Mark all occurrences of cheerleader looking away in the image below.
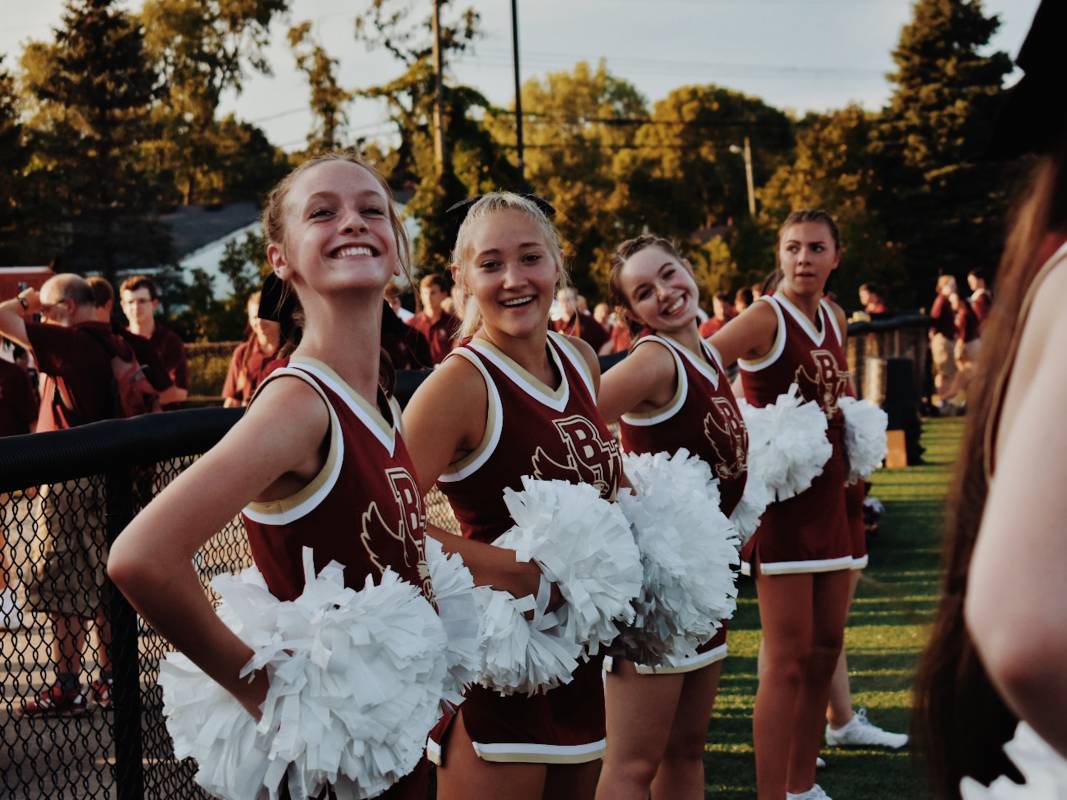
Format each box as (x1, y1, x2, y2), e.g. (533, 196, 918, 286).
(709, 210, 852, 800)
(107, 154, 433, 798)
(595, 235, 748, 800)
(403, 192, 620, 800)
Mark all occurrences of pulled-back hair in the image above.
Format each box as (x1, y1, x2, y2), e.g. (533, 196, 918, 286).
(261, 152, 411, 394)
(451, 192, 566, 339)
(775, 209, 841, 269)
(261, 151, 411, 285)
(607, 233, 687, 313)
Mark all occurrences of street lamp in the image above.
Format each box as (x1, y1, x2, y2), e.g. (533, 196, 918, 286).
(729, 136, 756, 218)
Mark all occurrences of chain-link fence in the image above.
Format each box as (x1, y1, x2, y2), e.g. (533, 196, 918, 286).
(0, 404, 466, 800)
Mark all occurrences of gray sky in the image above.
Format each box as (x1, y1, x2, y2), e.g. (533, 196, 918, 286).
(0, 0, 1042, 152)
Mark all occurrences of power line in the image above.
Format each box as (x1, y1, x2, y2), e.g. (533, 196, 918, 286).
(455, 49, 885, 82)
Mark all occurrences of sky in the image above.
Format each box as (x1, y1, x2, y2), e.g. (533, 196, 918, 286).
(0, 0, 1043, 152)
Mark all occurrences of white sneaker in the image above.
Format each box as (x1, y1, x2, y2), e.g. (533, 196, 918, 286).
(0, 587, 24, 630)
(787, 784, 831, 800)
(825, 707, 908, 749)
(815, 756, 827, 769)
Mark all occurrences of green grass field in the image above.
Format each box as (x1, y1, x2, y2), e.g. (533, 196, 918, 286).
(704, 417, 963, 798)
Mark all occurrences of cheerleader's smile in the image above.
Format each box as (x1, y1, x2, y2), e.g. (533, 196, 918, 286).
(619, 244, 700, 333)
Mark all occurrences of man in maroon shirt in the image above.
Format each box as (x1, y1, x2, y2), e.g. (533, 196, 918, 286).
(0, 347, 37, 630)
(88, 276, 181, 405)
(120, 275, 188, 407)
(929, 274, 960, 407)
(553, 286, 608, 352)
(0, 275, 127, 715)
(942, 291, 982, 404)
(408, 274, 460, 365)
(223, 291, 283, 407)
(700, 292, 737, 338)
(858, 283, 889, 315)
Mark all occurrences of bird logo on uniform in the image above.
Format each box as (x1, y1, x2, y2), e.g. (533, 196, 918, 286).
(532, 414, 621, 500)
(360, 467, 434, 601)
(704, 397, 748, 480)
(795, 350, 850, 418)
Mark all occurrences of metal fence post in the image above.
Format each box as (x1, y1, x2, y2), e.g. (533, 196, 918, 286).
(106, 468, 144, 800)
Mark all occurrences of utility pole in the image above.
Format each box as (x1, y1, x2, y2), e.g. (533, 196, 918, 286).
(510, 0, 524, 181)
(431, 0, 446, 175)
(742, 136, 756, 217)
(730, 136, 756, 217)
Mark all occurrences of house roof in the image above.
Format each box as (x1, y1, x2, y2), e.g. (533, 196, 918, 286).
(160, 202, 261, 259)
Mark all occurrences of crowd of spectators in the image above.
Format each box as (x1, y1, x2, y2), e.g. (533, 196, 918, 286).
(0, 273, 188, 715)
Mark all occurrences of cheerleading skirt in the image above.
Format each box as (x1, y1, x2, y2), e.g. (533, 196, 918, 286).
(427, 655, 606, 765)
(740, 426, 852, 576)
(603, 622, 728, 675)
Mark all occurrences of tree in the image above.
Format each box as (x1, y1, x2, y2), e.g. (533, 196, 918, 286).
(354, 0, 520, 273)
(139, 0, 287, 204)
(871, 0, 1013, 306)
(636, 85, 794, 229)
(0, 57, 31, 265)
(489, 60, 652, 297)
(760, 106, 893, 311)
(289, 21, 352, 153)
(176, 230, 267, 340)
(20, 0, 172, 279)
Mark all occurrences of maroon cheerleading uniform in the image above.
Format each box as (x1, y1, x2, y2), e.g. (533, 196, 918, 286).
(428, 331, 621, 766)
(612, 334, 748, 673)
(738, 295, 852, 575)
(240, 356, 431, 800)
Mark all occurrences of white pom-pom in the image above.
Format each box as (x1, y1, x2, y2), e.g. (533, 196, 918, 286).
(475, 575, 584, 696)
(424, 537, 485, 704)
(159, 654, 272, 799)
(961, 723, 1067, 799)
(616, 450, 740, 665)
(159, 549, 449, 800)
(495, 478, 643, 658)
(740, 384, 832, 502)
(729, 471, 772, 545)
(839, 396, 888, 484)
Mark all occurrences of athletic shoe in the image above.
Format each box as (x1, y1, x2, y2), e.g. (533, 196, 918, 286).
(787, 784, 831, 800)
(19, 683, 88, 717)
(825, 707, 908, 749)
(816, 756, 827, 769)
(90, 678, 113, 710)
(0, 588, 23, 630)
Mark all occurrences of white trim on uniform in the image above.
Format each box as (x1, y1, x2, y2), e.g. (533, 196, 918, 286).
(738, 296, 787, 372)
(756, 555, 854, 576)
(289, 356, 397, 456)
(821, 298, 844, 345)
(429, 734, 605, 766)
(468, 337, 572, 413)
(775, 292, 825, 346)
(470, 738, 606, 764)
(426, 738, 442, 766)
(850, 554, 869, 571)
(704, 340, 727, 373)
(242, 367, 345, 524)
(603, 642, 728, 675)
(550, 330, 597, 401)
(438, 349, 504, 483)
(389, 395, 405, 437)
(620, 336, 688, 427)
(649, 334, 721, 389)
